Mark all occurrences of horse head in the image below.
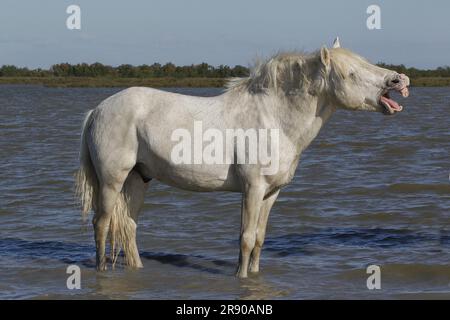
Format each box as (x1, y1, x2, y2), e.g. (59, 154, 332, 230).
(321, 38, 410, 115)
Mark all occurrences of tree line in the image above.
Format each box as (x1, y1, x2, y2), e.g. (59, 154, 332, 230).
(0, 62, 249, 78)
(376, 63, 450, 79)
(0, 62, 449, 79)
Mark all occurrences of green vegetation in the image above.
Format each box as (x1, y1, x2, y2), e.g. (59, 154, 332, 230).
(376, 63, 450, 87)
(0, 62, 449, 87)
(0, 76, 226, 88)
(409, 77, 450, 87)
(0, 62, 248, 78)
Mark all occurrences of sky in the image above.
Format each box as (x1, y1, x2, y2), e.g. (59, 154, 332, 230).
(0, 0, 449, 69)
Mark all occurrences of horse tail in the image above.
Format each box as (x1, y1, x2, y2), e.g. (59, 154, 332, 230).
(75, 109, 98, 221)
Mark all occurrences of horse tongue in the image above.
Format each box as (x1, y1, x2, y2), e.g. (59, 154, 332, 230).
(400, 87, 409, 97)
(380, 95, 403, 111)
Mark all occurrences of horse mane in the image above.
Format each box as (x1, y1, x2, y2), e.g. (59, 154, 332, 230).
(226, 48, 364, 95)
(226, 51, 322, 95)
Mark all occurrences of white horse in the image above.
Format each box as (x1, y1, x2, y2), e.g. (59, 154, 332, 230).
(75, 38, 410, 278)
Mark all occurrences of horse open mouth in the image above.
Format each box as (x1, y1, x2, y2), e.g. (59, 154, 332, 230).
(380, 86, 409, 115)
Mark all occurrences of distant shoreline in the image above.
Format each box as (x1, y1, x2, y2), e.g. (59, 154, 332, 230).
(0, 77, 226, 88)
(0, 76, 450, 88)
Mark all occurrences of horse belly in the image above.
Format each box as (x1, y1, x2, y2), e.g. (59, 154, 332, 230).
(139, 155, 241, 192)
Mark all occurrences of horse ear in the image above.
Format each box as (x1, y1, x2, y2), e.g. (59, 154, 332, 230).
(332, 37, 341, 48)
(320, 47, 331, 67)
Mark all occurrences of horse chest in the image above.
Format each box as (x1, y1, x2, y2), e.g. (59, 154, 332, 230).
(265, 153, 300, 189)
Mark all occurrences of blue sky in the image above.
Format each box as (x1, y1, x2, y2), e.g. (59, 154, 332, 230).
(0, 0, 449, 68)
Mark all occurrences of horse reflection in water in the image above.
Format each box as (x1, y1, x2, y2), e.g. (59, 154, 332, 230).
(75, 38, 410, 278)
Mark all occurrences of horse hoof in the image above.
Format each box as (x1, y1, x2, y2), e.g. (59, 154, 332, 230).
(236, 269, 248, 279)
(96, 263, 107, 272)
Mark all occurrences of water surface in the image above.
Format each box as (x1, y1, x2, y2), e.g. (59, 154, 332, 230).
(0, 85, 449, 299)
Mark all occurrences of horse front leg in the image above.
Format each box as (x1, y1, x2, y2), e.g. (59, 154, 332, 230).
(250, 190, 280, 273)
(236, 184, 265, 278)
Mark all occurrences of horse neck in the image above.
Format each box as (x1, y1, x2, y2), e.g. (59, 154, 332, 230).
(276, 91, 336, 154)
(222, 85, 335, 154)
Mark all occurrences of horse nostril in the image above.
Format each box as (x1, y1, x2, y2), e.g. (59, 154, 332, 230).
(387, 78, 400, 87)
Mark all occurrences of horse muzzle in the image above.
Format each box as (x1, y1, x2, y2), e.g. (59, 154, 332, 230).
(380, 73, 410, 115)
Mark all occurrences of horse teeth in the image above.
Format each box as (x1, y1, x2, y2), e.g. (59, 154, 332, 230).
(400, 87, 409, 97)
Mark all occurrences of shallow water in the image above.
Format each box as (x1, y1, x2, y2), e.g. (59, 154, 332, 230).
(0, 85, 449, 299)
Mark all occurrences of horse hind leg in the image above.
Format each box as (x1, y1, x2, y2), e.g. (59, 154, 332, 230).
(109, 169, 149, 269)
(93, 182, 124, 271)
